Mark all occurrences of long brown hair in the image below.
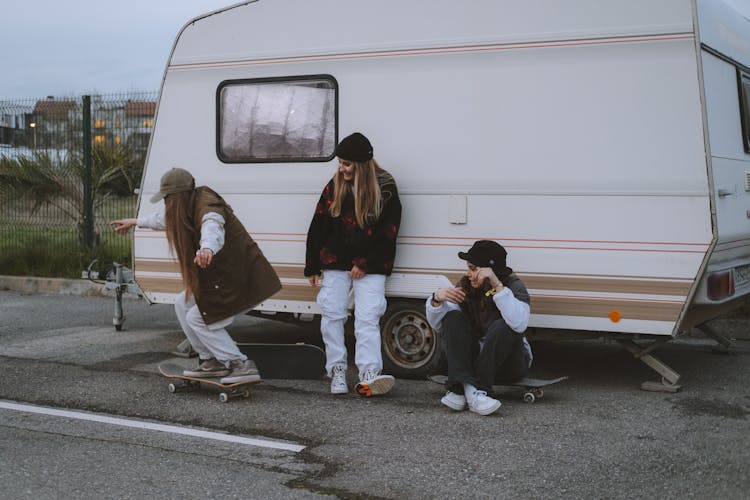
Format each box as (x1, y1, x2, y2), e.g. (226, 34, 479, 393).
(164, 190, 199, 300)
(329, 159, 393, 228)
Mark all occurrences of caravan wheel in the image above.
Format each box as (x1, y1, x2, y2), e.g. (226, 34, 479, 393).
(381, 299, 445, 378)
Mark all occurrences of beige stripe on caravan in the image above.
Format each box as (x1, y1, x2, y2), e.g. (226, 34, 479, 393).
(135, 280, 682, 322)
(134, 260, 692, 297)
(390, 270, 691, 296)
(533, 296, 682, 322)
(136, 276, 320, 301)
(136, 276, 680, 321)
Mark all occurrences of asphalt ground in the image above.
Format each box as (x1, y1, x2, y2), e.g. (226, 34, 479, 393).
(1, 281, 749, 499)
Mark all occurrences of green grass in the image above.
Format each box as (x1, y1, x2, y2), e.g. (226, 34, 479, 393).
(0, 195, 135, 278)
(0, 227, 132, 278)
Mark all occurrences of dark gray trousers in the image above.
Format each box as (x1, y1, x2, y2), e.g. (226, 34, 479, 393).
(442, 310, 528, 394)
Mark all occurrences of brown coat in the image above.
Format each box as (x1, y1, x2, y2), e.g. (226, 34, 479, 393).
(191, 187, 281, 324)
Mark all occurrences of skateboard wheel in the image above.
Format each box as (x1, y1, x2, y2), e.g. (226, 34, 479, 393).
(523, 392, 536, 404)
(167, 383, 177, 394)
(533, 388, 544, 399)
(219, 393, 229, 403)
(242, 389, 251, 398)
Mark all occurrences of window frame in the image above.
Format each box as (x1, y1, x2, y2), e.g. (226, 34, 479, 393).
(215, 74, 339, 164)
(738, 68, 750, 154)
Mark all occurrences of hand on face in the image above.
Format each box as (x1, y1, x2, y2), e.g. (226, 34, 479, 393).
(468, 265, 501, 289)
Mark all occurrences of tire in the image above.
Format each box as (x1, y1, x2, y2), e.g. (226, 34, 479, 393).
(380, 299, 446, 379)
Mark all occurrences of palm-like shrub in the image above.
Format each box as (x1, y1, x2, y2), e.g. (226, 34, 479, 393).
(0, 145, 140, 246)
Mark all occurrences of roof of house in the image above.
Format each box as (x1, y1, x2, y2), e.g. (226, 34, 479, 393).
(125, 101, 156, 117)
(33, 99, 76, 120)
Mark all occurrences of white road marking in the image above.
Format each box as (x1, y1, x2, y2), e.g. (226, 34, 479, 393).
(0, 400, 305, 452)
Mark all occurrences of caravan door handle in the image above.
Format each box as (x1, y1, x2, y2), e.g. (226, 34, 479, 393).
(717, 187, 735, 198)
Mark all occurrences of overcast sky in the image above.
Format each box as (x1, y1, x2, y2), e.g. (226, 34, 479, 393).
(0, 0, 237, 100)
(1, 0, 749, 101)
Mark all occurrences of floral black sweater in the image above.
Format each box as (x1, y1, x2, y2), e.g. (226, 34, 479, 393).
(304, 173, 401, 277)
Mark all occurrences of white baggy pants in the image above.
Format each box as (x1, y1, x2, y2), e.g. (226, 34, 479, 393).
(173, 290, 247, 365)
(317, 270, 387, 380)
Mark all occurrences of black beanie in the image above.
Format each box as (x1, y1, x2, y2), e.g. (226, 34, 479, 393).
(335, 132, 373, 162)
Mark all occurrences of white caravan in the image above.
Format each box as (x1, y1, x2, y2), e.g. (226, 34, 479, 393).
(133, 0, 750, 385)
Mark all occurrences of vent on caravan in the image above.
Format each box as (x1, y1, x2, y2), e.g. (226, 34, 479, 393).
(745, 171, 750, 191)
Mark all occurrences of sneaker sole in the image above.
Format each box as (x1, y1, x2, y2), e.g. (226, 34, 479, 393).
(469, 400, 502, 416)
(330, 386, 349, 395)
(440, 396, 467, 411)
(182, 370, 230, 378)
(355, 376, 395, 397)
(220, 374, 262, 384)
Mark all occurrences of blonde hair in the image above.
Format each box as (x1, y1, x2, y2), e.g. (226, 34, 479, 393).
(164, 190, 199, 300)
(330, 159, 391, 229)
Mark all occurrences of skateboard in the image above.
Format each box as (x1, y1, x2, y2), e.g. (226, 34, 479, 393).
(427, 374, 568, 404)
(237, 342, 326, 380)
(158, 362, 261, 403)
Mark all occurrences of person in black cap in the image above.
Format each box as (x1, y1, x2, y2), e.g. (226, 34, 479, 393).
(305, 132, 402, 397)
(425, 240, 532, 415)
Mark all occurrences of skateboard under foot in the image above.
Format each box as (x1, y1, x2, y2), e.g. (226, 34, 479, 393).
(159, 362, 261, 403)
(428, 374, 568, 404)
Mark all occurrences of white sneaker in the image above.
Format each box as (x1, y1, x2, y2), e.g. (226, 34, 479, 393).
(467, 391, 502, 416)
(330, 365, 348, 394)
(440, 391, 467, 411)
(355, 369, 395, 397)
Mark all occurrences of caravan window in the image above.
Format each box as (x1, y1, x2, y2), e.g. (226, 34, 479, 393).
(217, 76, 337, 162)
(739, 69, 750, 154)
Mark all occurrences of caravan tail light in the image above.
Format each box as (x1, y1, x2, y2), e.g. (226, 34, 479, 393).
(707, 270, 735, 301)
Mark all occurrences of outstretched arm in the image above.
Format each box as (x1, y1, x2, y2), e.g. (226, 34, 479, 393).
(111, 218, 137, 234)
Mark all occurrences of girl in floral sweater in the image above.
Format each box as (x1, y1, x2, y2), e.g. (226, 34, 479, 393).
(305, 132, 401, 396)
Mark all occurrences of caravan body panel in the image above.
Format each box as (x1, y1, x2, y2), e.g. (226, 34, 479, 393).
(135, 0, 750, 337)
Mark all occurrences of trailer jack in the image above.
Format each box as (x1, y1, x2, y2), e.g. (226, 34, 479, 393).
(615, 338, 682, 393)
(85, 260, 142, 331)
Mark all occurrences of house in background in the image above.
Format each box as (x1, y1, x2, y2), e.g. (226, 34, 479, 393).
(0, 94, 156, 156)
(0, 102, 33, 147)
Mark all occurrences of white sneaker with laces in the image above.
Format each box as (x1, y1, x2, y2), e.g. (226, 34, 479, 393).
(440, 391, 467, 411)
(330, 365, 348, 394)
(467, 390, 502, 416)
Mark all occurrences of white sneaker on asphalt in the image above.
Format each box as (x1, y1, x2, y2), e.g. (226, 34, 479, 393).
(440, 391, 467, 411)
(355, 369, 395, 397)
(467, 391, 502, 416)
(330, 365, 348, 394)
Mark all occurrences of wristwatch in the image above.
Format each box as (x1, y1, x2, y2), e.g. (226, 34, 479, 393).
(431, 292, 442, 305)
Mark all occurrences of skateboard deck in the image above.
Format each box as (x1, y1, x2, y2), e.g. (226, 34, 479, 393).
(428, 374, 568, 404)
(159, 362, 261, 403)
(237, 342, 326, 380)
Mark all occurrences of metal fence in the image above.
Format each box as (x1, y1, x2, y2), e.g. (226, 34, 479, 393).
(0, 92, 157, 278)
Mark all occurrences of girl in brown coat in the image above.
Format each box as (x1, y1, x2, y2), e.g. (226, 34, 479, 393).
(113, 168, 281, 383)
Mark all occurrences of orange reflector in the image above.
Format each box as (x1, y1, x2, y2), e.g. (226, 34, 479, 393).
(707, 271, 735, 301)
(609, 310, 622, 323)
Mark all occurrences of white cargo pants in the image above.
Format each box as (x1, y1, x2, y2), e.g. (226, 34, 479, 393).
(317, 270, 387, 380)
(173, 290, 247, 365)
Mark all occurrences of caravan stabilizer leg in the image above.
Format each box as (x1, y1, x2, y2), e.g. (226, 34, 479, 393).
(615, 338, 682, 393)
(696, 323, 734, 351)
